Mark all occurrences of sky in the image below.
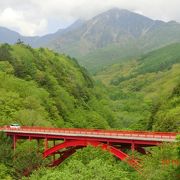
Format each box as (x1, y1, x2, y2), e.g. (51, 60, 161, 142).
(0, 0, 180, 36)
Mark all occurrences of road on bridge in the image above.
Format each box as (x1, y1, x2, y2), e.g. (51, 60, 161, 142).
(0, 126, 178, 142)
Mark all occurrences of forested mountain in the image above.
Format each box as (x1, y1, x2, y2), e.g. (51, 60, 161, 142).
(1, 9, 180, 72)
(0, 43, 114, 129)
(0, 43, 179, 179)
(96, 43, 180, 132)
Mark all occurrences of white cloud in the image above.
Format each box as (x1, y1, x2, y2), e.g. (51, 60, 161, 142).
(0, 0, 180, 36)
(0, 7, 48, 36)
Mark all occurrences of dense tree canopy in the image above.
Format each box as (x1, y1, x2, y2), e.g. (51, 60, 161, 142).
(96, 43, 180, 132)
(0, 43, 113, 129)
(0, 43, 179, 179)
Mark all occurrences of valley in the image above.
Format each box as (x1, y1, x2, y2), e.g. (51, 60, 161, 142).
(96, 43, 180, 132)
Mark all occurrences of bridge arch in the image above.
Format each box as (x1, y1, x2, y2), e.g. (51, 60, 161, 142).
(43, 140, 140, 171)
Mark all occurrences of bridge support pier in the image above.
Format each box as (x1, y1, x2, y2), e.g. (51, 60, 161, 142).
(37, 139, 40, 152)
(13, 135, 17, 152)
(44, 137, 48, 151)
(29, 136, 32, 141)
(53, 140, 56, 162)
(131, 142, 135, 152)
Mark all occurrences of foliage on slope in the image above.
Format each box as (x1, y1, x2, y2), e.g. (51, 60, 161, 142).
(0, 43, 179, 179)
(0, 43, 113, 128)
(96, 43, 180, 132)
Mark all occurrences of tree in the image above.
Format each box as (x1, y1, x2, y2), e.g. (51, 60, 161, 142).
(13, 141, 44, 178)
(16, 38, 24, 45)
(0, 163, 12, 180)
(139, 143, 179, 180)
(0, 43, 12, 61)
(0, 132, 13, 166)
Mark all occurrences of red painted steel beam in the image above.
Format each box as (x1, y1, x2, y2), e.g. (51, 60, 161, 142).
(51, 147, 84, 166)
(43, 140, 141, 171)
(2, 126, 178, 139)
(13, 135, 17, 151)
(5, 132, 163, 146)
(1, 126, 178, 153)
(2, 126, 177, 136)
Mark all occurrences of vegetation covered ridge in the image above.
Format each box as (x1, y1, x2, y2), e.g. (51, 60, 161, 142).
(96, 43, 180, 132)
(0, 43, 113, 129)
(0, 42, 179, 179)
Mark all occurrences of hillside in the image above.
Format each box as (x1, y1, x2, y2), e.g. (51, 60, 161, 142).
(0, 43, 179, 179)
(96, 43, 180, 132)
(0, 42, 179, 131)
(0, 43, 114, 129)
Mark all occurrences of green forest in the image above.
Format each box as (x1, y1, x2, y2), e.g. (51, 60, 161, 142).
(0, 42, 179, 179)
(96, 43, 180, 132)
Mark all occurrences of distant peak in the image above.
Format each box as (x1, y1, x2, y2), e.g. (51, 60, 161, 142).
(104, 8, 131, 15)
(93, 8, 154, 23)
(167, 20, 178, 25)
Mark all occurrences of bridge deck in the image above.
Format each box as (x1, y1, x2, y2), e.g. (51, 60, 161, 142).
(0, 126, 178, 143)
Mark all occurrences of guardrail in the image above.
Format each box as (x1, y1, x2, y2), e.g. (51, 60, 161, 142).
(1, 126, 179, 140)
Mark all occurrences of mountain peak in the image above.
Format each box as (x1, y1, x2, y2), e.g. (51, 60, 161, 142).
(97, 8, 153, 22)
(86, 8, 154, 39)
(1, 8, 180, 73)
(105, 8, 132, 14)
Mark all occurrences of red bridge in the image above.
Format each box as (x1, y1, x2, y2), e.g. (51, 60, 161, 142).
(0, 126, 179, 172)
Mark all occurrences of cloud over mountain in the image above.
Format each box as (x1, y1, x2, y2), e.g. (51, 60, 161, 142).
(0, 0, 180, 36)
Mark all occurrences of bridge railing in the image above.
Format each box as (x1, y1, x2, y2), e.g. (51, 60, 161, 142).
(1, 126, 179, 140)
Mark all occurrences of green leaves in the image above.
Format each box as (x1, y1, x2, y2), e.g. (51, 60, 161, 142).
(139, 143, 179, 180)
(0, 44, 113, 128)
(0, 43, 12, 61)
(0, 164, 12, 180)
(0, 132, 13, 166)
(95, 44, 180, 132)
(14, 141, 44, 178)
(0, 61, 14, 74)
(29, 147, 131, 180)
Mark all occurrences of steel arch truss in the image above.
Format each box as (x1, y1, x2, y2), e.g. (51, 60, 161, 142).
(43, 140, 141, 171)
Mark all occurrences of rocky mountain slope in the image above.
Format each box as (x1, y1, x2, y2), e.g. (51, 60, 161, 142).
(46, 8, 180, 72)
(1, 8, 180, 72)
